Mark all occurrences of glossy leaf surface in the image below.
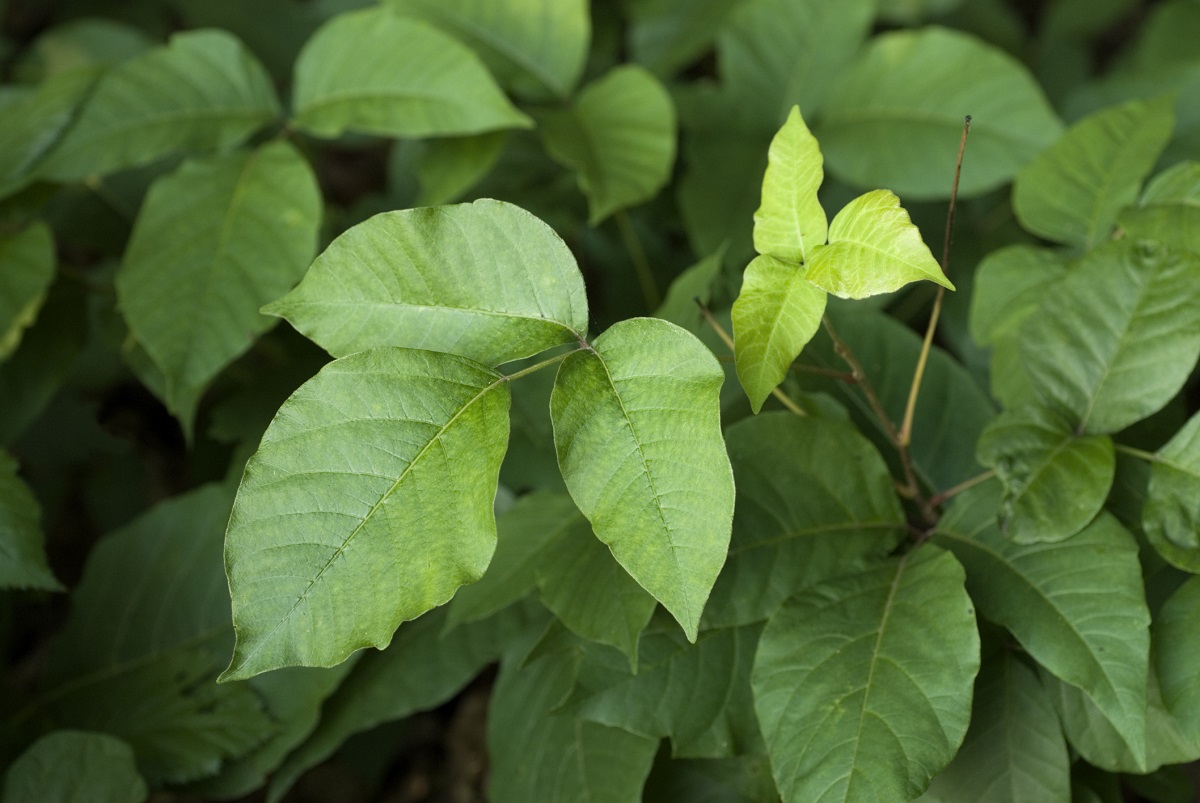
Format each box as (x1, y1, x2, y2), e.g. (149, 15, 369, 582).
(267, 199, 588, 366)
(223, 348, 510, 680)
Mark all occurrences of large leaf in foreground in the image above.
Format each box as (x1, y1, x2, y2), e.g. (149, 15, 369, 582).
(266, 199, 588, 366)
(0, 222, 55, 360)
(551, 318, 734, 640)
(0, 449, 61, 590)
(537, 65, 676, 224)
(117, 141, 320, 432)
(705, 413, 905, 628)
(1013, 96, 1174, 249)
(752, 105, 826, 264)
(292, 7, 529, 139)
(2, 731, 146, 803)
(731, 254, 826, 413)
(751, 546, 979, 803)
(38, 30, 279, 181)
(223, 348, 510, 681)
(933, 488, 1150, 761)
(1021, 240, 1200, 434)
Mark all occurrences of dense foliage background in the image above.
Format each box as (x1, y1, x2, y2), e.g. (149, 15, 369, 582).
(2, 0, 1200, 800)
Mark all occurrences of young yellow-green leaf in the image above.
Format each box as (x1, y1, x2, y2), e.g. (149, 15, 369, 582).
(3, 732, 146, 803)
(1157, 577, 1200, 747)
(537, 65, 676, 224)
(1119, 161, 1200, 257)
(37, 30, 280, 181)
(976, 404, 1115, 544)
(819, 28, 1062, 199)
(804, 189, 952, 299)
(918, 653, 1069, 803)
(222, 348, 511, 681)
(751, 546, 980, 803)
(731, 254, 826, 413)
(267, 200, 588, 366)
(1013, 96, 1175, 250)
(934, 489, 1150, 762)
(752, 105, 827, 264)
(1021, 240, 1200, 434)
(704, 413, 906, 628)
(969, 245, 1069, 345)
(0, 449, 61, 591)
(292, 8, 530, 139)
(550, 318, 734, 641)
(1144, 411, 1200, 550)
(116, 141, 321, 433)
(0, 222, 55, 360)
(0, 67, 98, 199)
(386, 0, 589, 101)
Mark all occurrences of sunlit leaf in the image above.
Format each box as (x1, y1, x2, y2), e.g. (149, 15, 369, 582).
(222, 348, 510, 681)
(551, 318, 734, 640)
(752, 105, 826, 264)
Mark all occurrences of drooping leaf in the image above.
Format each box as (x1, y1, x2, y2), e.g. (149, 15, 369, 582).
(653, 245, 726, 334)
(266, 199, 589, 366)
(1157, 577, 1200, 748)
(976, 404, 1115, 543)
(0, 66, 98, 199)
(563, 617, 764, 758)
(0, 222, 55, 361)
(487, 631, 659, 803)
(116, 141, 321, 433)
(969, 245, 1070, 345)
(1013, 95, 1175, 249)
(751, 546, 980, 803)
(41, 485, 273, 784)
(413, 131, 507, 206)
(2, 731, 146, 803)
(752, 105, 826, 264)
(1144, 411, 1200, 550)
(1119, 160, 1200, 257)
(1020, 240, 1200, 434)
(37, 30, 280, 181)
(804, 189, 953, 299)
(386, 0, 589, 101)
(917, 654, 1069, 803)
(222, 348, 510, 681)
(292, 7, 530, 139)
(933, 488, 1150, 762)
(537, 65, 676, 224)
(731, 255, 826, 413)
(0, 449, 61, 591)
(704, 413, 906, 628)
(550, 318, 734, 640)
(819, 27, 1063, 199)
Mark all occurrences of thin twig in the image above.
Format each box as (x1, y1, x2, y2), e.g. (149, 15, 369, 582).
(615, 210, 661, 310)
(925, 468, 996, 513)
(790, 363, 858, 383)
(822, 316, 900, 445)
(696, 299, 806, 416)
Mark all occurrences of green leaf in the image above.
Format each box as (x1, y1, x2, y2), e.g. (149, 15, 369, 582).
(819, 27, 1063, 199)
(14, 18, 154, 80)
(37, 30, 280, 181)
(1157, 577, 1200, 747)
(653, 245, 726, 334)
(385, 0, 588, 101)
(222, 348, 510, 681)
(976, 404, 1115, 543)
(550, 318, 734, 640)
(731, 254, 826, 413)
(269, 601, 540, 802)
(413, 131, 507, 206)
(41, 485, 273, 784)
(0, 222, 55, 360)
(537, 65, 676, 224)
(0, 449, 61, 591)
(116, 141, 321, 433)
(292, 7, 530, 139)
(918, 654, 1069, 803)
(752, 105, 827, 264)
(704, 413, 906, 628)
(1021, 240, 1200, 434)
(643, 755, 780, 803)
(627, 0, 746, 79)
(1119, 161, 1200, 257)
(969, 245, 1070, 345)
(933, 490, 1150, 762)
(1013, 96, 1175, 249)
(1144, 411, 1200, 550)
(804, 189, 953, 299)
(563, 618, 764, 758)
(266, 199, 589, 366)
(751, 546, 979, 802)
(3, 731, 146, 803)
(0, 66, 98, 199)
(487, 634, 659, 802)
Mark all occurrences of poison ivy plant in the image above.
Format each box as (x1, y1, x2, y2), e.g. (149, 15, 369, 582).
(4, 3, 1200, 801)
